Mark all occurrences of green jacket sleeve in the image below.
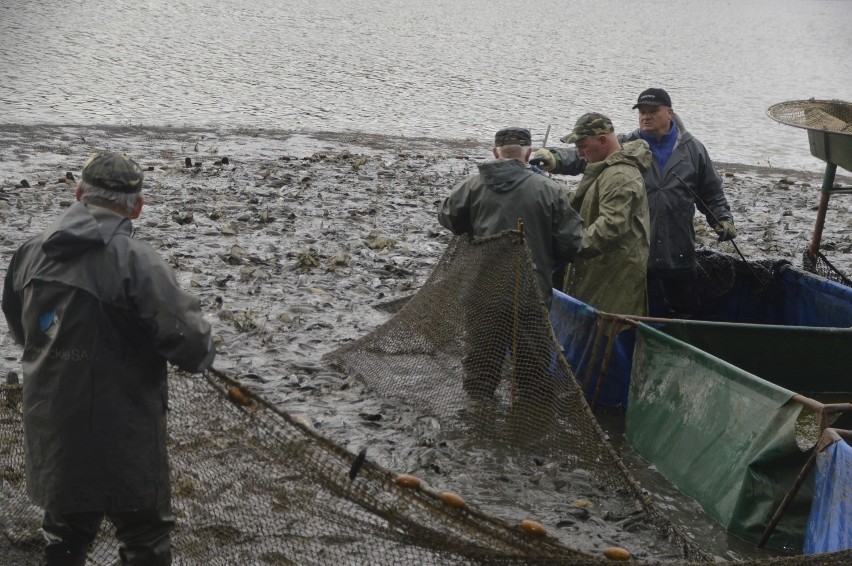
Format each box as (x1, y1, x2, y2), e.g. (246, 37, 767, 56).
(579, 167, 643, 259)
(437, 179, 472, 235)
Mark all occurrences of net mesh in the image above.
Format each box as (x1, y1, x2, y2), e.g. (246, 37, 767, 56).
(767, 100, 852, 134)
(2, 371, 608, 565)
(802, 250, 852, 287)
(694, 249, 792, 297)
(3, 231, 852, 565)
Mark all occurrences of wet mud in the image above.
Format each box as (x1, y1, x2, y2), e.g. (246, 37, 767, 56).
(2, 124, 850, 561)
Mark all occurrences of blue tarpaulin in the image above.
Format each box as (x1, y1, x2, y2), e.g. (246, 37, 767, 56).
(804, 434, 852, 554)
(549, 290, 635, 407)
(550, 261, 852, 406)
(698, 263, 852, 327)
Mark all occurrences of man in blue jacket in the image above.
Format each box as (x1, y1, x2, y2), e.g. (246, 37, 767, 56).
(3, 153, 216, 565)
(532, 88, 736, 317)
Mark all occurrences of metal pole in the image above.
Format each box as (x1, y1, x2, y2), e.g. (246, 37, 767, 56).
(542, 124, 551, 148)
(580, 322, 606, 393)
(590, 317, 620, 412)
(807, 162, 837, 260)
(510, 219, 524, 408)
(757, 447, 817, 548)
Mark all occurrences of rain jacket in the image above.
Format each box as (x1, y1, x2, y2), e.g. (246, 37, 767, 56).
(2, 202, 215, 513)
(438, 159, 584, 305)
(562, 140, 651, 316)
(553, 114, 732, 271)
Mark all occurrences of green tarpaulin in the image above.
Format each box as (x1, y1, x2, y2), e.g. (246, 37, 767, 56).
(626, 323, 814, 552)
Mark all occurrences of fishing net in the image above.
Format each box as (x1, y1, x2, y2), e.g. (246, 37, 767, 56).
(325, 231, 710, 562)
(802, 250, 852, 288)
(1, 369, 607, 565)
(3, 231, 852, 565)
(695, 249, 791, 297)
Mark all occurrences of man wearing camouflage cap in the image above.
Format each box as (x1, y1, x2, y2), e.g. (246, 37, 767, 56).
(541, 113, 652, 317)
(3, 152, 216, 565)
(438, 127, 584, 396)
(532, 88, 735, 317)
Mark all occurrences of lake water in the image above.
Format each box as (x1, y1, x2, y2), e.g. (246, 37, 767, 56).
(1, 0, 851, 172)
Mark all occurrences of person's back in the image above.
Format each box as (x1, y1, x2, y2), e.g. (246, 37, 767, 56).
(437, 128, 583, 398)
(2, 152, 215, 565)
(438, 127, 583, 305)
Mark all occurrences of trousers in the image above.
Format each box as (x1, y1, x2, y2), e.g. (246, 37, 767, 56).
(42, 507, 175, 566)
(647, 267, 700, 318)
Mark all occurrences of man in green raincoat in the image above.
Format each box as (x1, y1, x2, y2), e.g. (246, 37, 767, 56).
(553, 113, 652, 316)
(437, 127, 584, 397)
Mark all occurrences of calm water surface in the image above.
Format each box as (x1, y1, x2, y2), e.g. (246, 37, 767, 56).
(1, 0, 851, 172)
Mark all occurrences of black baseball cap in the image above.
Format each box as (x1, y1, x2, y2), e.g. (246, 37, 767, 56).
(632, 88, 672, 109)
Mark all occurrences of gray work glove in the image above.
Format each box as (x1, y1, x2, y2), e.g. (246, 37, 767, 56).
(713, 219, 737, 241)
(529, 148, 556, 172)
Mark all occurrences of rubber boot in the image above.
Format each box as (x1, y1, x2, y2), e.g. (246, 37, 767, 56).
(42, 510, 101, 566)
(44, 542, 89, 566)
(118, 543, 172, 566)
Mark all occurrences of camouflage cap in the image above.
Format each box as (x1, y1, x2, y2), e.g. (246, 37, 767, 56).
(81, 152, 144, 193)
(494, 127, 532, 147)
(560, 113, 615, 144)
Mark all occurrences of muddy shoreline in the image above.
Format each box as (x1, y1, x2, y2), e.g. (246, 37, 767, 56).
(2, 124, 850, 561)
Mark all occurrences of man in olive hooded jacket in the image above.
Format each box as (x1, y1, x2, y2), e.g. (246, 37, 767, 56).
(551, 113, 652, 317)
(2, 153, 215, 565)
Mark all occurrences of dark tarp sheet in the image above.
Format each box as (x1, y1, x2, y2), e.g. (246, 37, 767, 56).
(626, 323, 813, 552)
(659, 320, 852, 394)
(804, 436, 852, 554)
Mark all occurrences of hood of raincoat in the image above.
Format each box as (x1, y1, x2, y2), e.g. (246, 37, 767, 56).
(41, 202, 131, 262)
(601, 139, 652, 174)
(476, 159, 534, 193)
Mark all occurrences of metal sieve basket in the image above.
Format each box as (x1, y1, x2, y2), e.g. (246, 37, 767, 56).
(768, 99, 852, 134)
(767, 99, 852, 172)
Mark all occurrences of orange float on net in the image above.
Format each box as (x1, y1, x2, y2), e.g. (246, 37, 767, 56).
(519, 519, 546, 537)
(603, 546, 631, 561)
(439, 491, 465, 508)
(394, 474, 422, 489)
(228, 386, 252, 406)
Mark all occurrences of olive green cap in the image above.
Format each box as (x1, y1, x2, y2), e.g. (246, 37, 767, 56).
(81, 152, 144, 193)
